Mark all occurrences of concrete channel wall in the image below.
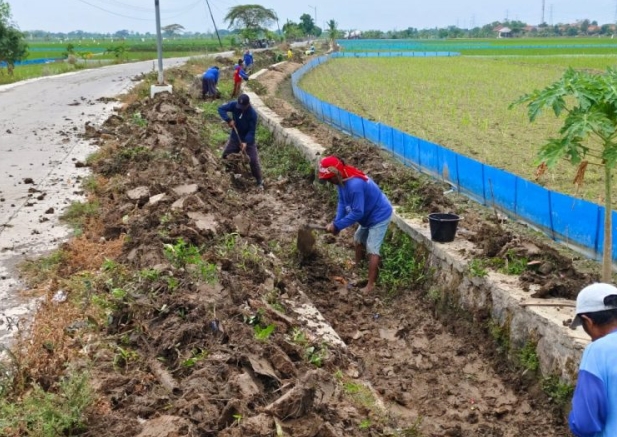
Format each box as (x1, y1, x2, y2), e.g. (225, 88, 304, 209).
(246, 66, 589, 384)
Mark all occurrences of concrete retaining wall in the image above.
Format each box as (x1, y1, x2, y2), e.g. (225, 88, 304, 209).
(246, 67, 589, 384)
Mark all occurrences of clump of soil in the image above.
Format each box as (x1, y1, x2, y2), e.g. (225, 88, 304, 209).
(281, 111, 317, 129)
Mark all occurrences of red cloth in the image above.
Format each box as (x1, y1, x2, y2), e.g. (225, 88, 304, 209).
(318, 156, 368, 181)
(233, 66, 242, 83)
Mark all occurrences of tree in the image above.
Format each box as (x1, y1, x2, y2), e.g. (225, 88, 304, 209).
(162, 24, 185, 38)
(512, 68, 617, 282)
(224, 4, 277, 41)
(299, 13, 316, 36)
(283, 21, 303, 40)
(0, 0, 28, 75)
(326, 19, 339, 50)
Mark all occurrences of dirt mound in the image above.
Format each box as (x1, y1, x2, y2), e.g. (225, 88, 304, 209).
(215, 55, 234, 66)
(281, 111, 317, 129)
(75, 88, 384, 436)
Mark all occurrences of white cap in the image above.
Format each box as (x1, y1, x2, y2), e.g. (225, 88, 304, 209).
(570, 283, 617, 329)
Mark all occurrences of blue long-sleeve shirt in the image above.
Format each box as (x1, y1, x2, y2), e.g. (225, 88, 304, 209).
(243, 53, 253, 66)
(333, 177, 392, 232)
(217, 101, 257, 144)
(203, 67, 219, 83)
(569, 329, 617, 437)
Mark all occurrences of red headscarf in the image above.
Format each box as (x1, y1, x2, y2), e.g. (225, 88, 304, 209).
(318, 156, 368, 181)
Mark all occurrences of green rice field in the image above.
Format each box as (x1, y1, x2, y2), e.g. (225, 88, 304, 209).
(300, 51, 617, 203)
(0, 37, 235, 85)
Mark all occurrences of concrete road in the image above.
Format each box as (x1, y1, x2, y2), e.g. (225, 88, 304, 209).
(0, 53, 232, 346)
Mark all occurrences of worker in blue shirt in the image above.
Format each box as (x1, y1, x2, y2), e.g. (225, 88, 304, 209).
(201, 66, 219, 99)
(318, 156, 393, 293)
(569, 282, 617, 437)
(217, 94, 263, 189)
(243, 50, 254, 72)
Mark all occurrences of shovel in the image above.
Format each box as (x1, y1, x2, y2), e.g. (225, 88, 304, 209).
(231, 124, 251, 164)
(296, 224, 327, 256)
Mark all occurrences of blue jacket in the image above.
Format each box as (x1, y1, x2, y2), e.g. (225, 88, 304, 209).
(333, 177, 392, 232)
(569, 329, 617, 437)
(203, 67, 219, 83)
(217, 101, 257, 144)
(243, 53, 254, 66)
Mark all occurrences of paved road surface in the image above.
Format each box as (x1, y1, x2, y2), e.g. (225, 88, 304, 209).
(0, 53, 233, 345)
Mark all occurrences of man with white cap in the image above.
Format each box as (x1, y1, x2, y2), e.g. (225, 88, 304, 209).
(568, 282, 617, 437)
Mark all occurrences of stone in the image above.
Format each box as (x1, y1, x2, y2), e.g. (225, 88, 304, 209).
(187, 212, 218, 232)
(127, 186, 149, 201)
(172, 184, 198, 197)
(148, 193, 167, 205)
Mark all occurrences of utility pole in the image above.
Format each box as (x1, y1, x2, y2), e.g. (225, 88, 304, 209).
(542, 0, 545, 24)
(204, 0, 223, 48)
(151, 0, 173, 97)
(154, 0, 164, 85)
(308, 5, 317, 25)
(550, 4, 553, 26)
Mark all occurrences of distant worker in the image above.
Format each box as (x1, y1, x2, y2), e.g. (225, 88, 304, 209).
(232, 59, 249, 98)
(287, 48, 293, 60)
(243, 50, 254, 72)
(201, 66, 220, 99)
(318, 156, 393, 293)
(568, 283, 617, 437)
(218, 94, 263, 189)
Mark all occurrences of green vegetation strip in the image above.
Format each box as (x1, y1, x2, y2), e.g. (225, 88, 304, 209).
(299, 55, 617, 202)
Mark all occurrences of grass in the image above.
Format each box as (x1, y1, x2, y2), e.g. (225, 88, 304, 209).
(19, 250, 66, 286)
(60, 200, 100, 234)
(518, 341, 540, 372)
(299, 54, 617, 203)
(379, 227, 426, 294)
(0, 372, 93, 437)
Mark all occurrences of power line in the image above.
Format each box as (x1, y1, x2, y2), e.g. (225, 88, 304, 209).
(76, 0, 202, 22)
(96, 0, 202, 14)
(76, 0, 153, 21)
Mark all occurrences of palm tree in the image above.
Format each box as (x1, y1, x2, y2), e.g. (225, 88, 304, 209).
(326, 19, 340, 50)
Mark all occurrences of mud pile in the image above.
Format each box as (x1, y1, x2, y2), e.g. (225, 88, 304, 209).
(78, 90, 390, 436)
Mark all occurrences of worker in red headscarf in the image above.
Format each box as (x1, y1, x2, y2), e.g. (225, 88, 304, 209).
(318, 156, 393, 293)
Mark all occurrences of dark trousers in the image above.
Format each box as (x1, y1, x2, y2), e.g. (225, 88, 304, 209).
(202, 78, 218, 97)
(222, 136, 262, 183)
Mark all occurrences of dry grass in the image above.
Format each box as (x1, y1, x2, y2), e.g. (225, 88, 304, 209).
(10, 231, 124, 390)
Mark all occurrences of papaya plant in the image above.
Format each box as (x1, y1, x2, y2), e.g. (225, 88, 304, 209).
(512, 67, 617, 282)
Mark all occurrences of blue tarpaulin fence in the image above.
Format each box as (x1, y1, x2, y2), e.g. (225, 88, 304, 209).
(291, 52, 614, 262)
(0, 57, 63, 68)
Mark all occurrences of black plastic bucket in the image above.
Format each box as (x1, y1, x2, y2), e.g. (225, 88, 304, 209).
(428, 213, 461, 243)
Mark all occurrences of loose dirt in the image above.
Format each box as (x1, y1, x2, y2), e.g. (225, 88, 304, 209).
(4, 56, 583, 436)
(79, 87, 571, 435)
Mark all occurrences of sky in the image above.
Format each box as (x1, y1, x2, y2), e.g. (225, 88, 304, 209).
(9, 0, 617, 34)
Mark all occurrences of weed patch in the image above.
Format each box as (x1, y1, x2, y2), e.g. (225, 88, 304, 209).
(380, 227, 427, 294)
(0, 372, 92, 437)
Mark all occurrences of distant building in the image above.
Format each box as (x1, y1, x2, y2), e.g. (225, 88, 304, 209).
(345, 30, 362, 39)
(496, 26, 512, 38)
